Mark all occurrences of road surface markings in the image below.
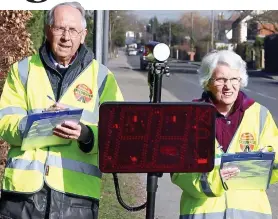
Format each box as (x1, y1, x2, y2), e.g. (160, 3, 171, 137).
(242, 88, 251, 92)
(185, 79, 199, 86)
(256, 92, 277, 100)
(241, 89, 276, 100)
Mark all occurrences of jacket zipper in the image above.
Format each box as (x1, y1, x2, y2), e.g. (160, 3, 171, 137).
(44, 147, 50, 176)
(57, 60, 93, 103)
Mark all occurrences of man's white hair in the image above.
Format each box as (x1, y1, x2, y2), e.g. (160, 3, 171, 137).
(197, 50, 248, 90)
(46, 1, 87, 29)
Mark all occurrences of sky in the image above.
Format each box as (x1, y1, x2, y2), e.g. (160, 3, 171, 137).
(131, 10, 234, 22)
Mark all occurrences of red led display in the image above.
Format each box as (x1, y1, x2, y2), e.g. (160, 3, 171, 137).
(99, 102, 216, 173)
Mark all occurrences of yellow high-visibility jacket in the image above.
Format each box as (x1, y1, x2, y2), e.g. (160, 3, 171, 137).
(172, 102, 278, 219)
(0, 54, 123, 200)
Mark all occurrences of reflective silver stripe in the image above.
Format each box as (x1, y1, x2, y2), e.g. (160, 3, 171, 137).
(0, 106, 27, 119)
(28, 109, 44, 114)
(259, 105, 268, 136)
(82, 109, 98, 124)
(18, 58, 29, 88)
(88, 63, 108, 124)
(6, 158, 44, 174)
(200, 173, 216, 197)
(180, 208, 272, 219)
(214, 158, 221, 166)
(180, 212, 224, 219)
(47, 155, 102, 179)
(97, 63, 109, 98)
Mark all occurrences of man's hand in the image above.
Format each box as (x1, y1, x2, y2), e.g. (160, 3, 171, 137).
(220, 167, 240, 182)
(45, 103, 67, 112)
(53, 121, 81, 140)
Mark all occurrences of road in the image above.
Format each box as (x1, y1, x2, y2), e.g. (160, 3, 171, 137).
(128, 56, 278, 122)
(107, 52, 278, 219)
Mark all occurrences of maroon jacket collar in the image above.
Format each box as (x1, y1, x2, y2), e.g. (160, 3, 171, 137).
(193, 91, 255, 114)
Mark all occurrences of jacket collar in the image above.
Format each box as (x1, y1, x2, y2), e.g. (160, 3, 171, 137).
(39, 41, 94, 72)
(194, 90, 255, 113)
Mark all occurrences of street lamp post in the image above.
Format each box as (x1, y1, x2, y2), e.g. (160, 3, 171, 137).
(169, 22, 171, 47)
(109, 14, 121, 58)
(211, 10, 214, 50)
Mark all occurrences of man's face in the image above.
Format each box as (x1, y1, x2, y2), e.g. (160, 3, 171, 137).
(46, 5, 87, 65)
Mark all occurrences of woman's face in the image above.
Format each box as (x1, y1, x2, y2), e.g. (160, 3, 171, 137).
(207, 64, 241, 106)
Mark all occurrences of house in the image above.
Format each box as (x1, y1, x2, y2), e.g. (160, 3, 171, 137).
(228, 10, 276, 44)
(215, 12, 239, 43)
(230, 11, 254, 44)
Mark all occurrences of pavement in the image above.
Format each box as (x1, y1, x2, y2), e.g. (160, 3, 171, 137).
(108, 51, 278, 219)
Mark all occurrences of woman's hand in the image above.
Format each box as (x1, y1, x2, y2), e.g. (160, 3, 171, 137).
(220, 167, 240, 182)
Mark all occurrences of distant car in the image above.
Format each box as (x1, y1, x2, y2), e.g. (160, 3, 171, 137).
(128, 49, 137, 56)
(139, 41, 160, 70)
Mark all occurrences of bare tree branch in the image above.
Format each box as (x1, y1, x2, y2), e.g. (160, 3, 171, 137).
(249, 10, 278, 33)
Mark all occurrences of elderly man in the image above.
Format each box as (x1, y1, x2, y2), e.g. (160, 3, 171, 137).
(171, 50, 278, 219)
(0, 2, 123, 219)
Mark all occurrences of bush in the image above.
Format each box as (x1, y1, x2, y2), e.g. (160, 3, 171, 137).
(217, 45, 228, 50)
(0, 10, 34, 186)
(235, 43, 247, 60)
(235, 40, 263, 70)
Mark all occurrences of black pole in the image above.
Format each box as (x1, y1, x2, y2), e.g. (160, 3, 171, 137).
(146, 174, 159, 219)
(152, 72, 162, 103)
(146, 64, 164, 219)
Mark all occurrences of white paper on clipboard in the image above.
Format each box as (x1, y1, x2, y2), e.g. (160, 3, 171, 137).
(21, 109, 83, 151)
(220, 152, 275, 190)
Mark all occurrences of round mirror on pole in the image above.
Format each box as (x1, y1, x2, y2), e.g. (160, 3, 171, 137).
(153, 43, 170, 62)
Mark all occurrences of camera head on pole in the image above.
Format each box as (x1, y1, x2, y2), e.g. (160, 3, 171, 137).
(146, 41, 170, 102)
(144, 41, 170, 63)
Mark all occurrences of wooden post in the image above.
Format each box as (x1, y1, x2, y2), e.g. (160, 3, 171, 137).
(251, 49, 255, 69)
(261, 49, 265, 69)
(188, 51, 195, 61)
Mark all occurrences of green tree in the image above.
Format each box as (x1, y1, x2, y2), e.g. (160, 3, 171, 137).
(148, 16, 159, 40)
(110, 11, 126, 49)
(157, 22, 186, 45)
(113, 29, 125, 47)
(85, 11, 94, 49)
(26, 10, 46, 52)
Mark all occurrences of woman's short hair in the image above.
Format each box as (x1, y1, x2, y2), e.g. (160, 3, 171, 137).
(197, 50, 248, 90)
(46, 1, 87, 29)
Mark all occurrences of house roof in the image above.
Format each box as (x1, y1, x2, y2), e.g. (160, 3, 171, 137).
(232, 10, 253, 28)
(217, 20, 235, 30)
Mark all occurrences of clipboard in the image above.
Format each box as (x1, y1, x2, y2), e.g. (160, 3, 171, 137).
(21, 109, 83, 151)
(220, 152, 275, 190)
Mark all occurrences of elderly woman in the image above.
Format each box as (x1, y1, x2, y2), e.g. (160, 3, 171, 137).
(171, 50, 278, 219)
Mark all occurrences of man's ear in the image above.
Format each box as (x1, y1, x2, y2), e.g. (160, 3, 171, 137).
(80, 29, 88, 44)
(45, 25, 51, 41)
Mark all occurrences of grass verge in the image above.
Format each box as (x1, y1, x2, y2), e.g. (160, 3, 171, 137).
(99, 173, 146, 219)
